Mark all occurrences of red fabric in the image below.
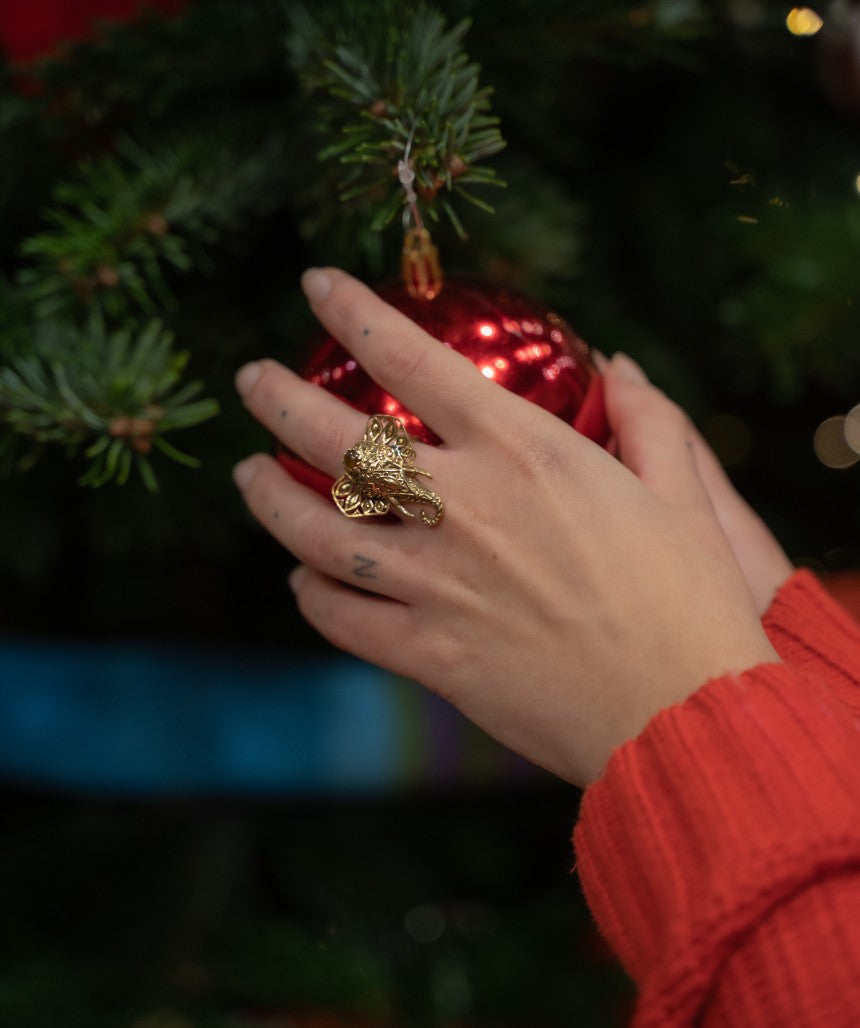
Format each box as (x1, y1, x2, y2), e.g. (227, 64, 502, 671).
(574, 570, 860, 1026)
(0, 0, 186, 64)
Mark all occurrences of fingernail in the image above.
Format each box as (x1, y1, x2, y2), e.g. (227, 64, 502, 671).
(288, 564, 308, 593)
(591, 349, 609, 373)
(235, 361, 262, 397)
(301, 267, 332, 303)
(611, 352, 649, 385)
(232, 457, 258, 490)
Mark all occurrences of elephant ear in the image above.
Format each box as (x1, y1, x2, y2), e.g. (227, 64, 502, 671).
(366, 416, 416, 465)
(331, 473, 390, 518)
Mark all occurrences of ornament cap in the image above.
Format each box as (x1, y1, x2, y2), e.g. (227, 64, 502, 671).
(401, 227, 443, 300)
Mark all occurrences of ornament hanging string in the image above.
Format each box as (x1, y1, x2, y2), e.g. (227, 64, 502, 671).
(398, 125, 424, 232)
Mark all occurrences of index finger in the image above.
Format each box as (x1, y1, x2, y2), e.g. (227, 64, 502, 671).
(301, 267, 498, 442)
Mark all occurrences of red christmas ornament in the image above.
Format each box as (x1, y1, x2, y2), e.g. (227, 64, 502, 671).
(278, 238, 609, 495)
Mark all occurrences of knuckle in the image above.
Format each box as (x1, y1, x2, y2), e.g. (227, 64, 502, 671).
(292, 508, 335, 567)
(378, 338, 428, 384)
(416, 625, 466, 698)
(303, 410, 351, 467)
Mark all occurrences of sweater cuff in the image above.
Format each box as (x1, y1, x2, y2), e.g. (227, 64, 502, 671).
(574, 663, 860, 1027)
(763, 569, 860, 713)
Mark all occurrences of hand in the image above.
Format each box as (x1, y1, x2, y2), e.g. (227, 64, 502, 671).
(233, 268, 779, 786)
(597, 353, 794, 616)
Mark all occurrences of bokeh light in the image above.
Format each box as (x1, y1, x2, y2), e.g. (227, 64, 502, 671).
(404, 903, 446, 944)
(786, 7, 823, 36)
(814, 415, 859, 469)
(844, 403, 860, 455)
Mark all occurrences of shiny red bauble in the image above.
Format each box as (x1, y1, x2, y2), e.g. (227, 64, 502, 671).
(277, 278, 609, 494)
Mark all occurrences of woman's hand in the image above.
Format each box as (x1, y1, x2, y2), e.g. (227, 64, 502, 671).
(598, 352, 794, 616)
(233, 268, 779, 786)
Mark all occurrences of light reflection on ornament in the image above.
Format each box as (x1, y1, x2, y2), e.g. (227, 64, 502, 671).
(514, 342, 552, 363)
(814, 415, 859, 469)
(786, 7, 823, 36)
(301, 278, 601, 446)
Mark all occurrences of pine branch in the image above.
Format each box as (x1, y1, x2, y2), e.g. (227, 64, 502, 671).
(0, 317, 218, 490)
(15, 129, 291, 325)
(288, 1, 506, 239)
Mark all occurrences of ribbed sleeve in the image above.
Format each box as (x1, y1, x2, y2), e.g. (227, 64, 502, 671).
(574, 663, 860, 1026)
(763, 568, 860, 714)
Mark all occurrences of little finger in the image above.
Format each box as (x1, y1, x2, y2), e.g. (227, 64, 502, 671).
(289, 564, 422, 676)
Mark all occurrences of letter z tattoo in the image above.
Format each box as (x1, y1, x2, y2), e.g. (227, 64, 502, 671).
(352, 554, 378, 579)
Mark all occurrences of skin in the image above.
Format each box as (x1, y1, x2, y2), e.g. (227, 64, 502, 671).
(233, 267, 785, 787)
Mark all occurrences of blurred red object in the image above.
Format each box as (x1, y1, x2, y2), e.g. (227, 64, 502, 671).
(0, 0, 186, 64)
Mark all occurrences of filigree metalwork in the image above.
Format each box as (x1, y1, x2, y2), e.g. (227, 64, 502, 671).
(332, 415, 444, 527)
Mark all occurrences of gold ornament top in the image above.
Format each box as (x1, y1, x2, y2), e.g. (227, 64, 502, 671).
(401, 227, 443, 301)
(332, 415, 444, 526)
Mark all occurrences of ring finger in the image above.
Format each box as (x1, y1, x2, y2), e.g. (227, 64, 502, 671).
(233, 452, 430, 603)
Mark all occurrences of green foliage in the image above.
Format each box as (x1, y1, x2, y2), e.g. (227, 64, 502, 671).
(0, 0, 303, 488)
(0, 317, 218, 490)
(719, 195, 860, 402)
(17, 131, 290, 322)
(288, 1, 506, 238)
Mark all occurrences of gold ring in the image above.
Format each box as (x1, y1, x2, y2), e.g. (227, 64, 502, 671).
(332, 415, 444, 527)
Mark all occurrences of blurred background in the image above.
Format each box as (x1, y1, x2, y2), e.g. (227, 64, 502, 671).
(0, 0, 858, 1024)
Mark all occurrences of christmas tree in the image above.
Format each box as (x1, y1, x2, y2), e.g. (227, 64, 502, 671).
(0, 0, 858, 1023)
(1, 2, 857, 648)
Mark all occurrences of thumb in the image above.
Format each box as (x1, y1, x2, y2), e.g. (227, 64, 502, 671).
(603, 353, 711, 511)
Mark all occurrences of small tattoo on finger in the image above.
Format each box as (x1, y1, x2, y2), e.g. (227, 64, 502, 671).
(352, 554, 378, 579)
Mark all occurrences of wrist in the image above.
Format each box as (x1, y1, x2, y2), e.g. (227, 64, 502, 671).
(586, 629, 781, 785)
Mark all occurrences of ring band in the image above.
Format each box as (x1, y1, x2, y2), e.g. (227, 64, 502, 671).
(332, 415, 444, 527)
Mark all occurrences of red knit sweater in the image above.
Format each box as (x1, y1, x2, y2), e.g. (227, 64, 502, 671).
(574, 570, 860, 1026)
